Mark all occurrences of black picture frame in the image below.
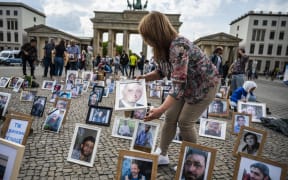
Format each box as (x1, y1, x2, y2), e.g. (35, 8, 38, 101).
(92, 85, 104, 103)
(30, 96, 47, 117)
(86, 105, 113, 126)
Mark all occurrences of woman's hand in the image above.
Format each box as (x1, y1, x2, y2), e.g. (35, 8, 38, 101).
(144, 107, 164, 122)
(135, 75, 145, 81)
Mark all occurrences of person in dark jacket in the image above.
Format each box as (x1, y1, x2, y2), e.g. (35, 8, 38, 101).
(210, 46, 224, 76)
(20, 39, 37, 79)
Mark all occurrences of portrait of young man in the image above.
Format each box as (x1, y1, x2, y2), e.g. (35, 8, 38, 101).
(242, 162, 271, 180)
(234, 115, 249, 134)
(71, 136, 95, 162)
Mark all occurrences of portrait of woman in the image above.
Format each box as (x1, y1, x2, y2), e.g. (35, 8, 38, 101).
(241, 132, 260, 155)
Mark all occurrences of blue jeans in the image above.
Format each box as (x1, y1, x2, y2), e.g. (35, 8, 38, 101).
(54, 57, 64, 76)
(121, 64, 128, 76)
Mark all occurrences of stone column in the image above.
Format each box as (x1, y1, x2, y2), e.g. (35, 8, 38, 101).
(93, 28, 100, 56)
(123, 30, 129, 53)
(223, 46, 229, 63)
(142, 41, 147, 58)
(108, 29, 115, 57)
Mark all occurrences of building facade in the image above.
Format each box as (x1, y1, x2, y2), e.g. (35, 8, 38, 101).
(230, 11, 288, 74)
(0, 2, 46, 51)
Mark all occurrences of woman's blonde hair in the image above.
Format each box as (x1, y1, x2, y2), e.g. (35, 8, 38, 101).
(138, 11, 178, 62)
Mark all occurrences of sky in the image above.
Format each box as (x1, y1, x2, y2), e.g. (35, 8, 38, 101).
(5, 0, 288, 58)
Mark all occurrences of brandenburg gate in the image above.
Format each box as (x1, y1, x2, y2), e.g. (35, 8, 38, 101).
(90, 10, 182, 57)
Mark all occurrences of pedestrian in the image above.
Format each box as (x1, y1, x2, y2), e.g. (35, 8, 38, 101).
(43, 38, 55, 79)
(53, 39, 67, 83)
(129, 53, 138, 78)
(138, 52, 145, 75)
(230, 47, 249, 92)
(80, 49, 87, 71)
(210, 46, 224, 76)
(143, 60, 150, 74)
(222, 61, 229, 85)
(85, 46, 93, 71)
(66, 39, 80, 73)
(137, 11, 219, 165)
(20, 39, 38, 79)
(120, 50, 129, 76)
(114, 53, 120, 75)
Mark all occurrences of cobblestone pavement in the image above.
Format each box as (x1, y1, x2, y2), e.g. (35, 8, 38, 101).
(0, 66, 287, 180)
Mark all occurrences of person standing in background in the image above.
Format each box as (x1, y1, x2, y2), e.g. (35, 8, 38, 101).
(129, 53, 138, 78)
(20, 39, 38, 79)
(43, 38, 55, 79)
(53, 39, 67, 82)
(138, 52, 145, 75)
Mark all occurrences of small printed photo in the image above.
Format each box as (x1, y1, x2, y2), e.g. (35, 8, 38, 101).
(232, 112, 251, 134)
(115, 80, 147, 111)
(86, 106, 113, 126)
(67, 123, 101, 167)
(162, 85, 172, 91)
(8, 77, 19, 88)
(0, 92, 11, 117)
(108, 82, 115, 94)
(43, 109, 65, 133)
(82, 71, 93, 82)
(130, 108, 147, 120)
(208, 99, 229, 117)
(0, 77, 10, 88)
(112, 117, 137, 139)
(30, 96, 47, 117)
(71, 86, 80, 98)
(20, 90, 37, 102)
(54, 97, 71, 111)
(42, 80, 55, 90)
(175, 142, 217, 180)
(218, 86, 229, 99)
(116, 150, 158, 180)
(149, 89, 161, 98)
(82, 81, 90, 92)
(76, 84, 84, 96)
(238, 102, 266, 122)
(233, 153, 287, 180)
(12, 78, 24, 92)
(92, 86, 104, 102)
(131, 122, 159, 153)
(75, 78, 82, 85)
(88, 91, 101, 106)
(102, 88, 109, 98)
(59, 91, 72, 99)
(233, 127, 267, 157)
(199, 118, 227, 140)
(66, 70, 78, 85)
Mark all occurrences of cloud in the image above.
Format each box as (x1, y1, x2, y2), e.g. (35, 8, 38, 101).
(254, 0, 288, 12)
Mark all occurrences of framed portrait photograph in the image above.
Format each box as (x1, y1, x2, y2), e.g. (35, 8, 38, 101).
(111, 117, 137, 140)
(75, 78, 82, 85)
(0, 77, 10, 88)
(231, 112, 252, 135)
(67, 123, 101, 167)
(20, 90, 37, 102)
(59, 91, 72, 99)
(8, 77, 19, 89)
(86, 106, 113, 126)
(233, 126, 267, 157)
(43, 109, 66, 133)
(218, 86, 229, 99)
(0, 138, 25, 180)
(131, 121, 159, 153)
(130, 108, 149, 120)
(116, 150, 158, 180)
(82, 71, 93, 82)
(71, 86, 80, 98)
(208, 99, 229, 117)
(238, 102, 266, 123)
(30, 96, 47, 117)
(66, 70, 78, 85)
(82, 80, 90, 92)
(0, 92, 11, 117)
(12, 78, 24, 92)
(108, 81, 115, 94)
(233, 153, 287, 180)
(54, 97, 71, 124)
(115, 79, 148, 111)
(1, 114, 32, 145)
(149, 89, 161, 99)
(199, 118, 227, 140)
(88, 91, 100, 106)
(175, 142, 217, 180)
(92, 85, 104, 102)
(41, 80, 55, 91)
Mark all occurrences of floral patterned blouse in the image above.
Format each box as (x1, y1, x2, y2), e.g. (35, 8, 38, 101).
(157, 36, 219, 104)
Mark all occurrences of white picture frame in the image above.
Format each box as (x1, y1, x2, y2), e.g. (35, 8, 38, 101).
(67, 123, 101, 167)
(66, 70, 78, 85)
(199, 118, 227, 140)
(41, 80, 55, 91)
(82, 71, 93, 82)
(0, 92, 11, 117)
(115, 79, 147, 111)
(111, 117, 137, 140)
(12, 78, 24, 92)
(237, 101, 266, 123)
(42, 109, 65, 133)
(0, 77, 10, 88)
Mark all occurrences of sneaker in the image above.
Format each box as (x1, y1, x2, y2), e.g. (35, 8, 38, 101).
(158, 154, 169, 165)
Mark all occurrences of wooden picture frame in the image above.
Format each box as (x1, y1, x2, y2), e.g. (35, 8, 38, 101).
(0, 92, 11, 117)
(67, 123, 101, 167)
(218, 86, 230, 99)
(237, 101, 266, 123)
(0, 138, 25, 180)
(175, 141, 217, 180)
(131, 121, 159, 153)
(20, 90, 37, 102)
(7, 77, 19, 89)
(111, 116, 137, 140)
(208, 98, 229, 118)
(54, 97, 71, 124)
(233, 153, 287, 180)
(115, 79, 148, 111)
(92, 85, 105, 103)
(116, 150, 158, 180)
(231, 112, 252, 135)
(199, 118, 227, 140)
(43, 109, 66, 133)
(41, 80, 55, 90)
(1, 114, 32, 145)
(0, 77, 10, 88)
(86, 106, 113, 126)
(30, 96, 47, 117)
(233, 126, 267, 157)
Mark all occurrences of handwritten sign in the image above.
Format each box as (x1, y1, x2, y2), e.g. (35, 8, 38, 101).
(5, 119, 28, 144)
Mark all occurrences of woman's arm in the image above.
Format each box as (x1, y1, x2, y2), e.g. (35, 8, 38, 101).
(136, 70, 161, 81)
